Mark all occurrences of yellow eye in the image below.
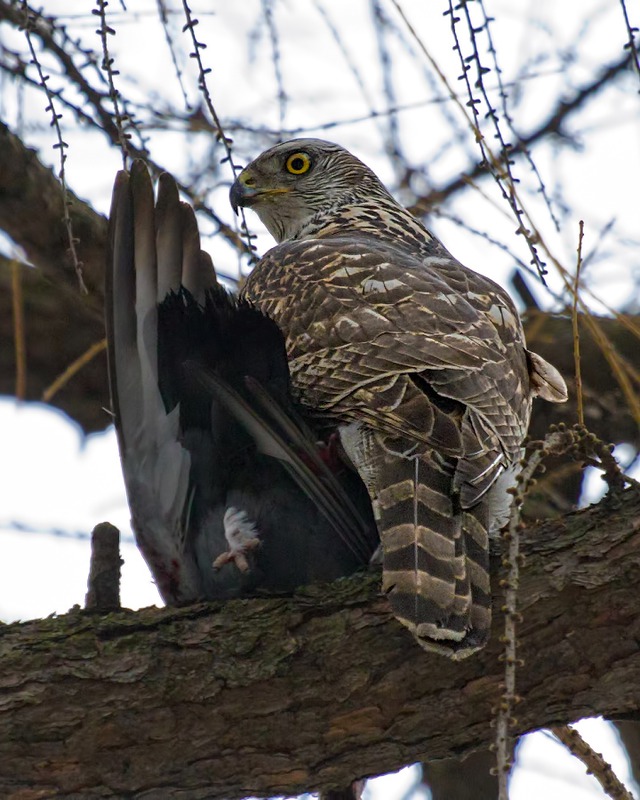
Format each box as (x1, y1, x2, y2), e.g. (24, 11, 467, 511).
(285, 152, 311, 175)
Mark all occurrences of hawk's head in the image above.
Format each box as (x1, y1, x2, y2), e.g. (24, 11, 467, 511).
(230, 138, 393, 242)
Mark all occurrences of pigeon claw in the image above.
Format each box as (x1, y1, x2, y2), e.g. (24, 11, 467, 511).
(213, 507, 261, 573)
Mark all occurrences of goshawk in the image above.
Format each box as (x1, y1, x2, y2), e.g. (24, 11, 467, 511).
(230, 138, 567, 658)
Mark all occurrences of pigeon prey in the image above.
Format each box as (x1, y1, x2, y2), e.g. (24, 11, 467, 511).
(106, 162, 379, 607)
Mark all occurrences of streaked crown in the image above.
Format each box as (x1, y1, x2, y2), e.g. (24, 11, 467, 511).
(230, 138, 396, 242)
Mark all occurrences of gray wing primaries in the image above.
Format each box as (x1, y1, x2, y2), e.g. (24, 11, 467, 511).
(106, 164, 209, 602)
(155, 172, 215, 301)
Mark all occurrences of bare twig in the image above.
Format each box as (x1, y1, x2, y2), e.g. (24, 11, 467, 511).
(41, 338, 107, 403)
(5, 0, 149, 156)
(180, 0, 257, 268)
(92, 0, 130, 166)
(260, 0, 287, 136)
(390, 1, 554, 291)
(550, 724, 635, 800)
(445, 0, 548, 281)
(410, 48, 634, 210)
(311, 1, 380, 125)
(476, 0, 561, 233)
(156, 0, 191, 111)
(493, 428, 586, 797)
(494, 439, 546, 796)
(618, 0, 640, 91)
(371, 0, 405, 177)
(4, 3, 234, 242)
(20, 2, 87, 294)
(567, 424, 634, 494)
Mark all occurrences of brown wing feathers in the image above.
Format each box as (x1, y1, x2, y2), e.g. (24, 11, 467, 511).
(243, 245, 503, 655)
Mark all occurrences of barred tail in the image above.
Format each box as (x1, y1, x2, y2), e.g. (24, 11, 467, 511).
(377, 450, 491, 659)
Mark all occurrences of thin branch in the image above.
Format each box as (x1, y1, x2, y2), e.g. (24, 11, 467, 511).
(180, 0, 258, 268)
(371, 0, 405, 177)
(6, 0, 149, 156)
(550, 725, 635, 800)
(476, 0, 561, 233)
(6, 8, 248, 251)
(542, 228, 640, 426)
(0, 7, 246, 254)
(311, 0, 381, 126)
(20, 2, 87, 293)
(618, 0, 640, 92)
(446, 0, 548, 280)
(411, 48, 634, 210)
(41, 338, 107, 403)
(92, 0, 130, 166)
(0, 51, 113, 131)
(494, 432, 571, 798)
(156, 0, 191, 111)
(391, 1, 555, 288)
(260, 0, 287, 135)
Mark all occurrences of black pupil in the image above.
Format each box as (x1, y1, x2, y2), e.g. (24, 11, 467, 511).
(290, 156, 305, 171)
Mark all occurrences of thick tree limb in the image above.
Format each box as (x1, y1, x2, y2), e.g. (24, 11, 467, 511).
(1, 488, 639, 799)
(0, 121, 107, 302)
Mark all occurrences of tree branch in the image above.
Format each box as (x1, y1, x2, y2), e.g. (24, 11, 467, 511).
(411, 48, 635, 211)
(1, 487, 639, 799)
(0, 121, 108, 302)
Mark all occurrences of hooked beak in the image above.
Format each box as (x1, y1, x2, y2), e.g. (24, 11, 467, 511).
(230, 175, 291, 215)
(229, 176, 259, 214)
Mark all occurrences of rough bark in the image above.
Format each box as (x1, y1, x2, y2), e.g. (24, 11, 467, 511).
(1, 487, 639, 799)
(84, 522, 122, 612)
